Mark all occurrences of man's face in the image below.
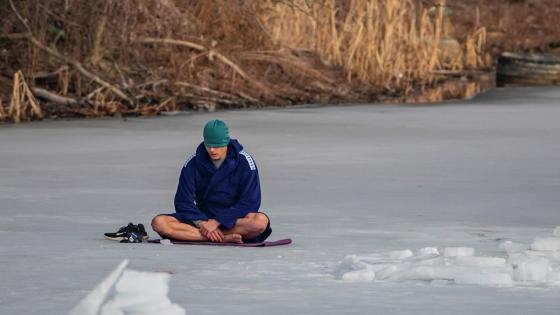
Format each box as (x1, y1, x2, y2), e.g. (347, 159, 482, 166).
(205, 145, 228, 161)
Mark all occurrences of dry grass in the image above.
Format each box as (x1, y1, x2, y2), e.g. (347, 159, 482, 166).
(0, 0, 489, 122)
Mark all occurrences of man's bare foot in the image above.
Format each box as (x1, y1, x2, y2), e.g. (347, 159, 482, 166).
(223, 233, 243, 244)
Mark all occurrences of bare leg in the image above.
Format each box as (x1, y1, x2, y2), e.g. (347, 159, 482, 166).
(151, 215, 242, 243)
(223, 212, 269, 240)
(151, 215, 206, 241)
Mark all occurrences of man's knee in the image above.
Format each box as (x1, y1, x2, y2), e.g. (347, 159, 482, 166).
(151, 215, 171, 235)
(249, 213, 269, 234)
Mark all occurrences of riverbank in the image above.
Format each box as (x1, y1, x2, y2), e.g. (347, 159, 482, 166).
(1, 0, 558, 122)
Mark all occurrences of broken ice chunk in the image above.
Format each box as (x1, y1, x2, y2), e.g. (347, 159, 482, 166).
(389, 250, 414, 260)
(341, 269, 376, 282)
(115, 270, 170, 296)
(339, 254, 370, 271)
(548, 269, 560, 283)
(455, 256, 507, 268)
(160, 239, 173, 246)
(105, 269, 185, 315)
(454, 272, 514, 286)
(395, 265, 439, 281)
(375, 265, 399, 280)
(417, 247, 440, 256)
(530, 237, 560, 251)
(499, 241, 525, 253)
(443, 247, 475, 257)
(512, 257, 551, 282)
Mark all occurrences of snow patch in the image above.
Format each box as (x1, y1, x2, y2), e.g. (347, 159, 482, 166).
(333, 227, 560, 287)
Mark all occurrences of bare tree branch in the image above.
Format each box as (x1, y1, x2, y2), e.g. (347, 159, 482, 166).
(8, 0, 135, 105)
(136, 37, 272, 101)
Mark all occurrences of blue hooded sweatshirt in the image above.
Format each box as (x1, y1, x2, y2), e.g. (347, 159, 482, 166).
(174, 139, 261, 229)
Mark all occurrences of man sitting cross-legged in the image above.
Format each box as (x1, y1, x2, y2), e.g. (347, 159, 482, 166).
(151, 119, 271, 244)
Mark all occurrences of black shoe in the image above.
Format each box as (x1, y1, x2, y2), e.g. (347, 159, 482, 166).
(104, 222, 149, 241)
(119, 230, 143, 243)
(137, 224, 148, 240)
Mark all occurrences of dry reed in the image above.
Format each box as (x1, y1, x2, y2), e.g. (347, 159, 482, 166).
(0, 99, 6, 121)
(464, 27, 487, 69)
(258, 0, 448, 90)
(8, 71, 43, 123)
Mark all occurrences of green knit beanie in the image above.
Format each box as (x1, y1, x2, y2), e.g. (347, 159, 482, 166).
(203, 119, 230, 147)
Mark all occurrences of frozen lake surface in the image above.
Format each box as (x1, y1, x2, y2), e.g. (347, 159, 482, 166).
(1, 87, 559, 314)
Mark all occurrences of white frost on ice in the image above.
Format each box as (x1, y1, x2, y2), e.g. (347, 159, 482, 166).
(554, 227, 560, 237)
(70, 260, 186, 315)
(334, 227, 560, 287)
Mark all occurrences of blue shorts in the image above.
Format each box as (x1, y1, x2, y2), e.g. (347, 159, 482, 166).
(163, 212, 272, 244)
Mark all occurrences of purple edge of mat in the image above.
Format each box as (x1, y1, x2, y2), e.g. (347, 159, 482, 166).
(147, 238, 292, 247)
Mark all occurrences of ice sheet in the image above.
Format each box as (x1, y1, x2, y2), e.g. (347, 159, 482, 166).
(1, 86, 560, 314)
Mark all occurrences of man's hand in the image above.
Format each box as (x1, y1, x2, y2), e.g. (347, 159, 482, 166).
(199, 219, 223, 242)
(206, 229, 224, 243)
